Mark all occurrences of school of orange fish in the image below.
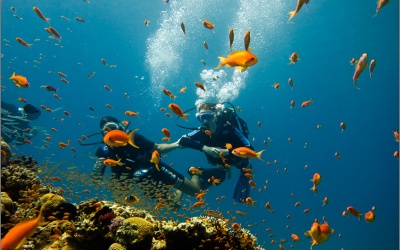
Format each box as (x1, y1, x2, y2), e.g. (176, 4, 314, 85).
(1, 0, 397, 249)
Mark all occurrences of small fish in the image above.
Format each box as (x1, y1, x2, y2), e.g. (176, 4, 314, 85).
(374, 0, 390, 17)
(180, 22, 187, 36)
(229, 28, 234, 51)
(18, 97, 27, 103)
(288, 52, 300, 64)
(194, 82, 206, 91)
(104, 85, 112, 91)
(125, 194, 140, 204)
(103, 158, 124, 167)
(33, 6, 50, 23)
(144, 19, 149, 27)
(150, 150, 161, 171)
(340, 122, 346, 132)
(203, 41, 208, 53)
(161, 128, 171, 138)
(16, 37, 32, 48)
(179, 86, 187, 93)
(10, 72, 29, 88)
(75, 17, 86, 23)
(87, 71, 95, 78)
(101, 58, 108, 66)
(347, 206, 363, 220)
(202, 20, 215, 32)
(41, 85, 58, 92)
(125, 111, 139, 117)
(244, 30, 251, 51)
(232, 147, 264, 161)
(215, 50, 258, 72)
(103, 129, 139, 148)
(48, 26, 62, 40)
(168, 103, 189, 121)
(201, 59, 207, 66)
(301, 99, 312, 108)
(288, 0, 310, 23)
(307, 221, 330, 249)
(245, 197, 256, 206)
(61, 16, 70, 21)
(364, 211, 375, 223)
(352, 53, 368, 89)
(288, 78, 294, 89)
(369, 59, 376, 79)
(189, 167, 203, 175)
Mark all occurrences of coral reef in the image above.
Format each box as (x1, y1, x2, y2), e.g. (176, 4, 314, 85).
(0, 159, 264, 250)
(1, 139, 11, 166)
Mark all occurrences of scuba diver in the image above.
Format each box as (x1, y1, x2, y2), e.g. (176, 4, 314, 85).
(177, 102, 253, 203)
(1, 101, 41, 144)
(90, 116, 200, 210)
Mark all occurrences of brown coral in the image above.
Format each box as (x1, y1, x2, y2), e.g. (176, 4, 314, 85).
(115, 217, 154, 249)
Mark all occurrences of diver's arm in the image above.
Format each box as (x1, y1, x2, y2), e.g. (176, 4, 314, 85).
(153, 141, 182, 154)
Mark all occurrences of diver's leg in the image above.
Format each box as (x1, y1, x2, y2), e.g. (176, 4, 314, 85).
(178, 177, 201, 196)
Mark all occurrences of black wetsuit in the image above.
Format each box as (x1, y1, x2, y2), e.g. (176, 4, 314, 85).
(178, 123, 253, 202)
(179, 123, 252, 168)
(91, 132, 185, 189)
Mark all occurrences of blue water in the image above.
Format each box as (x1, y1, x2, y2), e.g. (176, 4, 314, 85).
(2, 0, 399, 249)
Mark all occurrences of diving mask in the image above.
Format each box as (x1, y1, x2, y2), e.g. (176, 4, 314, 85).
(195, 111, 216, 124)
(101, 121, 125, 135)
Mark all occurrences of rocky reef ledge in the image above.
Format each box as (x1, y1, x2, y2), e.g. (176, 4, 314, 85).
(1, 141, 264, 250)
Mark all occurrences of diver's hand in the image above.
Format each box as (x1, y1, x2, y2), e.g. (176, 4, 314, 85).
(202, 146, 229, 158)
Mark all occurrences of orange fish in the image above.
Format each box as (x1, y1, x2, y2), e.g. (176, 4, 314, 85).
(16, 37, 32, 48)
(180, 86, 187, 93)
(104, 85, 112, 91)
(364, 211, 375, 223)
(193, 199, 205, 208)
(204, 129, 212, 138)
(188, 167, 203, 175)
(10, 72, 29, 88)
(311, 173, 321, 185)
(307, 220, 330, 249)
(301, 99, 312, 108)
(245, 197, 256, 206)
(103, 158, 124, 167)
(288, 52, 300, 64)
(394, 130, 399, 142)
(232, 147, 264, 161)
(125, 111, 139, 117)
(194, 82, 206, 91)
(18, 97, 27, 103)
(103, 129, 139, 148)
(225, 143, 232, 149)
(272, 82, 280, 89)
(33, 6, 50, 23)
(1, 206, 46, 250)
(162, 89, 176, 99)
(291, 234, 300, 242)
(202, 20, 215, 31)
(161, 128, 171, 138)
(374, 0, 390, 17)
(168, 103, 189, 121)
(352, 53, 368, 89)
(215, 50, 258, 72)
(288, 0, 310, 23)
(150, 150, 161, 171)
(347, 206, 363, 220)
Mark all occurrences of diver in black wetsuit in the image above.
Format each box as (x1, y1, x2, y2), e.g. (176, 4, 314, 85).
(1, 101, 41, 144)
(178, 103, 253, 203)
(90, 116, 200, 210)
